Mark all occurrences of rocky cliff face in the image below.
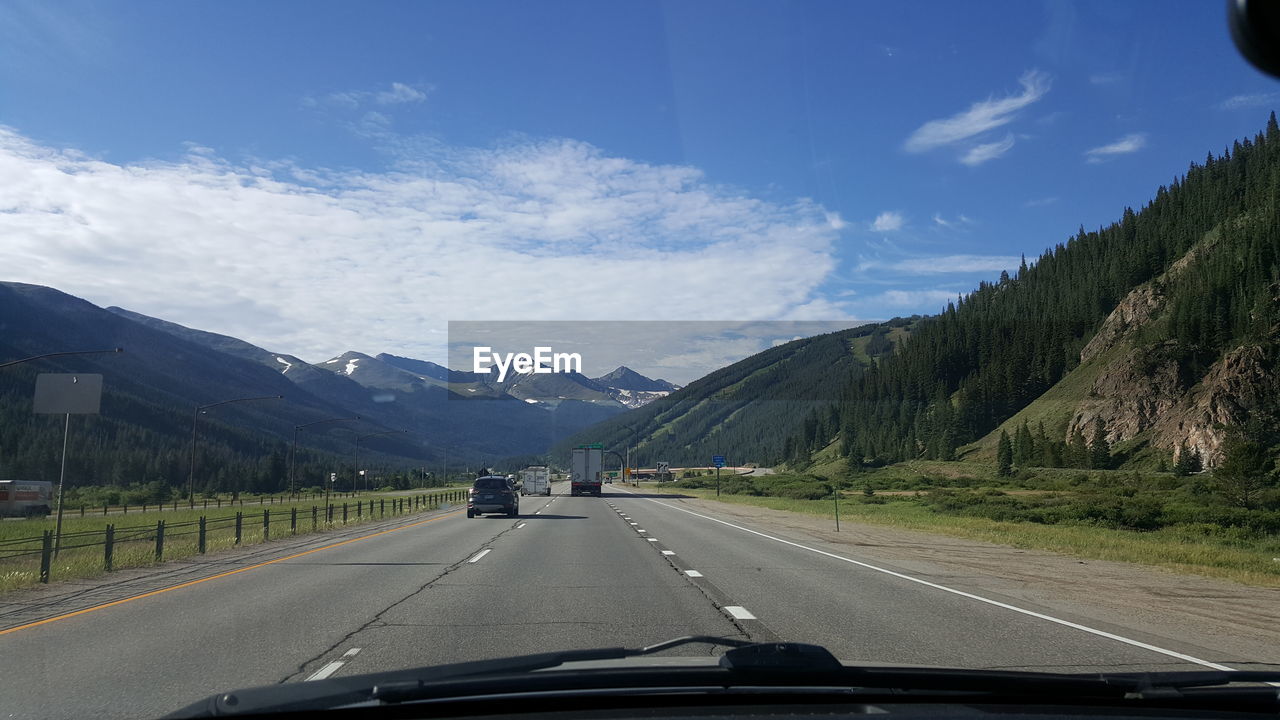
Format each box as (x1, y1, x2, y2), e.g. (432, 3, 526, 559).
(1064, 232, 1276, 469)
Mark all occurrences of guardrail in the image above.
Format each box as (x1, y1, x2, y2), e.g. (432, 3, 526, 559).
(0, 490, 467, 588)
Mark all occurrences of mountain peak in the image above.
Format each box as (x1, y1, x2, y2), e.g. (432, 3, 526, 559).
(592, 366, 679, 392)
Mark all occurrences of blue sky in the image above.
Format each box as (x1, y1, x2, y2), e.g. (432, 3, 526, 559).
(1, 0, 1277, 369)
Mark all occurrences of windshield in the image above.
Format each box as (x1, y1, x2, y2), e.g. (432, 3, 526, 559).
(1, 1, 1278, 719)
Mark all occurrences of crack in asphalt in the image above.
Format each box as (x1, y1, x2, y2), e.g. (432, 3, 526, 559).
(282, 513, 531, 683)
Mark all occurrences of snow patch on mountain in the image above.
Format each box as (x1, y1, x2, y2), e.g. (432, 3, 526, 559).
(276, 356, 293, 373)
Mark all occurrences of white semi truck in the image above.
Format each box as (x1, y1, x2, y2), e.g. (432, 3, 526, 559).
(518, 466, 551, 496)
(0, 480, 54, 517)
(570, 445, 603, 497)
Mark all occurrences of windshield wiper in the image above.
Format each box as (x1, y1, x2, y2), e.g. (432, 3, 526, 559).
(166, 636, 1280, 717)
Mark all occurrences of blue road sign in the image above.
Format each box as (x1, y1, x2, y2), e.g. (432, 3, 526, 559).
(712, 455, 725, 468)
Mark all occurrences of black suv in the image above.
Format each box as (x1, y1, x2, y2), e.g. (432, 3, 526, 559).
(467, 476, 519, 518)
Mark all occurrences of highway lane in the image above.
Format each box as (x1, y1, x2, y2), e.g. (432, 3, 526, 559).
(4, 478, 1259, 720)
(0, 483, 744, 719)
(604, 486, 1249, 674)
(0, 491, 548, 719)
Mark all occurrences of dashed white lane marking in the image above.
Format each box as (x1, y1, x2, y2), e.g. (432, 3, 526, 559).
(724, 606, 757, 620)
(468, 549, 492, 563)
(637, 529, 647, 533)
(630, 492, 1238, 672)
(517, 522, 527, 528)
(661, 550, 675, 555)
(645, 538, 658, 542)
(305, 648, 361, 681)
(684, 570, 704, 578)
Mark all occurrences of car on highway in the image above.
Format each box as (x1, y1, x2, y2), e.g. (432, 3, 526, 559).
(467, 475, 519, 518)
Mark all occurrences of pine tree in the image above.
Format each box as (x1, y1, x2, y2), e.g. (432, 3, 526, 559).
(1068, 427, 1089, 469)
(1173, 440, 1193, 476)
(1014, 420, 1034, 466)
(997, 430, 1013, 477)
(1089, 418, 1111, 470)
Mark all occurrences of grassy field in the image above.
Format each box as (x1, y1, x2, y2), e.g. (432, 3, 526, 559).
(0, 489, 467, 594)
(652, 484, 1280, 587)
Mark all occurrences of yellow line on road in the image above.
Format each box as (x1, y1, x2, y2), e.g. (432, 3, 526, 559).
(0, 509, 462, 637)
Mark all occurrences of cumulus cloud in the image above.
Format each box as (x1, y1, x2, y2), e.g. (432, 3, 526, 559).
(904, 70, 1050, 154)
(870, 211, 904, 232)
(959, 134, 1015, 166)
(0, 128, 844, 362)
(1084, 133, 1147, 163)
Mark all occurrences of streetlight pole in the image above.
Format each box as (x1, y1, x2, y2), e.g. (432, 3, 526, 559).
(188, 395, 283, 505)
(0, 347, 123, 370)
(353, 430, 409, 494)
(290, 416, 360, 498)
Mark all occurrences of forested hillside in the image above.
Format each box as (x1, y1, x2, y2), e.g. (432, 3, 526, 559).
(553, 321, 910, 466)
(807, 114, 1280, 472)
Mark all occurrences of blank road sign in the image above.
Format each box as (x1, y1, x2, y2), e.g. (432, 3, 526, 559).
(33, 374, 103, 415)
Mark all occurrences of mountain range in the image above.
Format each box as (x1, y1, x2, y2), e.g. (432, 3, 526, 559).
(0, 287, 675, 492)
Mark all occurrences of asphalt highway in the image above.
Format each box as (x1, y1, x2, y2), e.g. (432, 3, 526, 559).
(0, 482, 1252, 719)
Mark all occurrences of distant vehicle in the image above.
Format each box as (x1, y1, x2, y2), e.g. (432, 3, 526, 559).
(0, 480, 53, 518)
(468, 476, 519, 518)
(570, 445, 603, 497)
(519, 466, 551, 496)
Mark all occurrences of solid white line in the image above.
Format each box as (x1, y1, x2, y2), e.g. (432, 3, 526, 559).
(629, 491, 1237, 672)
(684, 570, 704, 577)
(724, 605, 757, 620)
(517, 522, 527, 528)
(468, 549, 492, 563)
(306, 661, 345, 681)
(661, 550, 675, 555)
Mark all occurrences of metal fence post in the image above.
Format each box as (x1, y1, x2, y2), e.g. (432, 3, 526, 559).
(263, 509, 270, 541)
(155, 520, 165, 561)
(235, 512, 242, 544)
(104, 524, 114, 571)
(291, 506, 297, 534)
(40, 530, 52, 584)
(198, 516, 206, 554)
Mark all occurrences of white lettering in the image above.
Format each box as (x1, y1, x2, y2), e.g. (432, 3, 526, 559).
(554, 352, 582, 373)
(472, 346, 583, 383)
(533, 346, 552, 373)
(492, 351, 513, 382)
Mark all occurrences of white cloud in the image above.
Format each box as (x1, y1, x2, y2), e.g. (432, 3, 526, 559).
(824, 211, 847, 230)
(874, 289, 962, 308)
(959, 134, 1015, 166)
(931, 214, 974, 229)
(1084, 133, 1147, 163)
(0, 128, 845, 363)
(904, 70, 1050, 153)
(1217, 92, 1279, 111)
(375, 82, 428, 105)
(857, 254, 1019, 275)
(308, 82, 430, 111)
(870, 211, 904, 232)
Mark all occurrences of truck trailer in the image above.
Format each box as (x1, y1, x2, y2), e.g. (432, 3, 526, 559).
(570, 445, 603, 497)
(0, 480, 54, 517)
(518, 466, 551, 496)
